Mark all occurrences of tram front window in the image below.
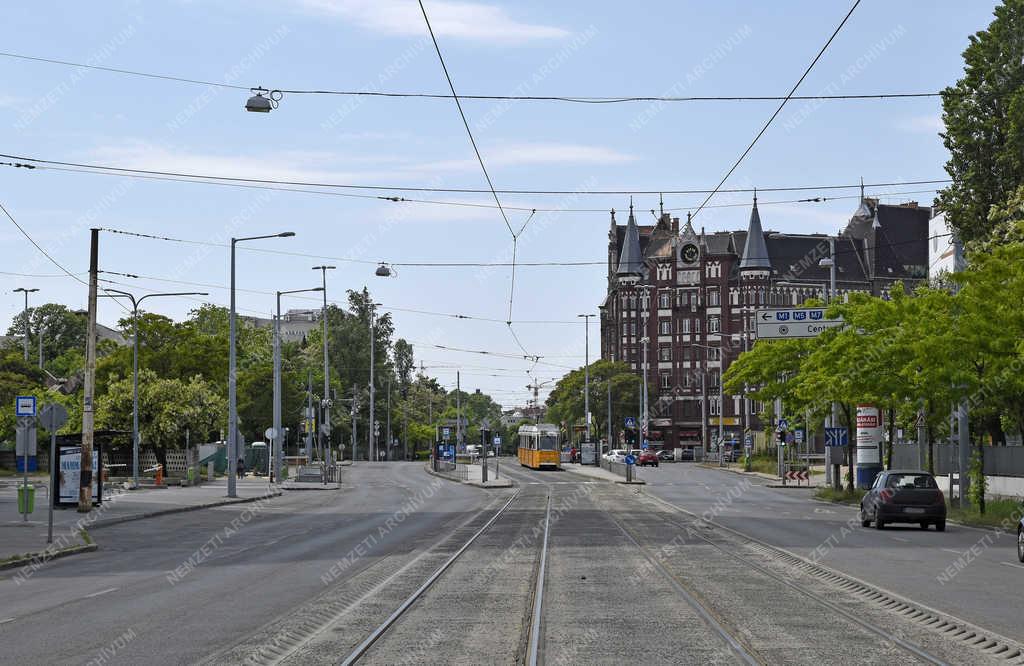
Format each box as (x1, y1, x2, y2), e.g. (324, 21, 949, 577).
(539, 435, 558, 451)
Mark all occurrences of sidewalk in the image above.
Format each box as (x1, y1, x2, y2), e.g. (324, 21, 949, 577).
(562, 462, 646, 484)
(0, 477, 281, 570)
(426, 460, 514, 488)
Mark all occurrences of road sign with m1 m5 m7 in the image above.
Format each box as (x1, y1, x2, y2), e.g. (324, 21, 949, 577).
(755, 309, 844, 340)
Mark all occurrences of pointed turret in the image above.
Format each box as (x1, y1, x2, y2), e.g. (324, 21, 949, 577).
(738, 193, 771, 271)
(615, 201, 644, 279)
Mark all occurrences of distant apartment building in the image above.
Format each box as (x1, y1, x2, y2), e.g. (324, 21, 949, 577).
(927, 211, 966, 283)
(599, 195, 931, 452)
(244, 308, 322, 343)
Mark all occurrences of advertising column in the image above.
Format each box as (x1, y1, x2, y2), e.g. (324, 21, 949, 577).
(855, 404, 883, 489)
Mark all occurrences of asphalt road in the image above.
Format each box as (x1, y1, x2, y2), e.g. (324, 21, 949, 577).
(0, 463, 488, 665)
(639, 462, 1024, 640)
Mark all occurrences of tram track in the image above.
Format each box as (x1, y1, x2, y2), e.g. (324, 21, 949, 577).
(638, 491, 1024, 665)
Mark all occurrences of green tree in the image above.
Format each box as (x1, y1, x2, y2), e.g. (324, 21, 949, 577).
(938, 0, 1024, 244)
(546, 360, 641, 445)
(6, 303, 87, 371)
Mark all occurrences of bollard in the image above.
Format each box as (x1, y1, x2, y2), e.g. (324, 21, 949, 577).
(154, 464, 164, 486)
(207, 460, 215, 482)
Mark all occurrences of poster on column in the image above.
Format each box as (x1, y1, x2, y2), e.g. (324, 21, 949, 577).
(56, 446, 102, 506)
(855, 404, 882, 466)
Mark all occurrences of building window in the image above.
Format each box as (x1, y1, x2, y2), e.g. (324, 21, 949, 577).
(630, 321, 637, 336)
(709, 370, 720, 387)
(628, 294, 637, 309)
(709, 316, 720, 333)
(660, 373, 671, 389)
(679, 291, 689, 308)
(658, 292, 671, 309)
(659, 346, 672, 361)
(659, 320, 671, 335)
(707, 288, 720, 307)
(680, 318, 691, 334)
(707, 347, 720, 361)
(710, 396, 721, 416)
(682, 347, 691, 361)
(694, 318, 701, 334)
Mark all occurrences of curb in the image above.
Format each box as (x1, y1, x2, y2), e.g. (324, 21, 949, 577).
(88, 489, 283, 531)
(0, 542, 99, 572)
(423, 463, 514, 489)
(810, 495, 1020, 535)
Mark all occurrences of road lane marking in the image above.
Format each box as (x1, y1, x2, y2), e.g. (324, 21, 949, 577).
(1000, 561, 1024, 570)
(84, 587, 118, 598)
(888, 536, 910, 543)
(0, 618, 15, 625)
(941, 548, 963, 556)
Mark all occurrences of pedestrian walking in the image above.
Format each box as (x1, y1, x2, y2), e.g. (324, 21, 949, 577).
(237, 457, 245, 479)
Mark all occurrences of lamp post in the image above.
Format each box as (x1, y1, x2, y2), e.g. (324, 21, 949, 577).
(694, 333, 727, 465)
(637, 285, 654, 447)
(100, 289, 208, 488)
(312, 266, 335, 465)
(578, 314, 595, 444)
(368, 304, 382, 462)
(13, 288, 39, 363)
(275, 287, 323, 483)
(229, 232, 294, 498)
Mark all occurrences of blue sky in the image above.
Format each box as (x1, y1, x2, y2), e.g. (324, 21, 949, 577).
(0, 0, 1000, 407)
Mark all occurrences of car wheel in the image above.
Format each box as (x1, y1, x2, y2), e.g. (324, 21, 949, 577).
(860, 508, 870, 528)
(936, 520, 946, 532)
(1018, 528, 1024, 563)
(874, 509, 885, 530)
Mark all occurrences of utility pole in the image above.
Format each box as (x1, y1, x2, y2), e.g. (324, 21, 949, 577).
(369, 308, 376, 462)
(578, 313, 594, 442)
(386, 375, 392, 461)
(606, 377, 612, 458)
(700, 371, 707, 458)
(351, 389, 358, 462)
(313, 265, 335, 466)
(79, 229, 98, 512)
(38, 326, 44, 371)
(306, 371, 313, 460)
(456, 371, 462, 453)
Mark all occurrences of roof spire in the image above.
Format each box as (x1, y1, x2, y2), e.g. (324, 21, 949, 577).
(659, 193, 664, 218)
(615, 202, 644, 278)
(860, 176, 865, 201)
(739, 192, 771, 271)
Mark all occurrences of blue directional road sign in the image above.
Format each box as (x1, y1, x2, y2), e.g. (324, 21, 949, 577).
(493, 436, 501, 446)
(624, 454, 636, 465)
(794, 429, 804, 444)
(624, 416, 636, 429)
(825, 427, 848, 447)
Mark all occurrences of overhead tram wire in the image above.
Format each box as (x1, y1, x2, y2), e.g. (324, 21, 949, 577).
(0, 152, 950, 197)
(0, 160, 946, 214)
(0, 50, 944, 105)
(97, 226, 950, 271)
(690, 0, 862, 221)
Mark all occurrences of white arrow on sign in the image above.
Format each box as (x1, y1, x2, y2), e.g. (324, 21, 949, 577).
(755, 309, 843, 340)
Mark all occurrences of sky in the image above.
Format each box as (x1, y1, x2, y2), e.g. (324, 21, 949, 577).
(0, 0, 1001, 408)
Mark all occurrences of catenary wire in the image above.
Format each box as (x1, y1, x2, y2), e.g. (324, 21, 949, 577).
(0, 151, 951, 196)
(691, 0, 861, 220)
(0, 50, 945, 104)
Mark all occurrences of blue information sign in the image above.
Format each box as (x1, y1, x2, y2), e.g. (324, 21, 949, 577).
(624, 416, 636, 429)
(825, 427, 848, 447)
(624, 454, 636, 465)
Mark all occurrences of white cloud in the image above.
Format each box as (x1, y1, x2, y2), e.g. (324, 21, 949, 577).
(295, 0, 568, 43)
(85, 140, 634, 187)
(897, 114, 945, 134)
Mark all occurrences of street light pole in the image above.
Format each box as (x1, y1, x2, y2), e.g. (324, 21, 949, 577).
(312, 266, 335, 465)
(13, 288, 39, 363)
(578, 314, 595, 443)
(101, 289, 207, 488)
(275, 287, 323, 483)
(229, 232, 294, 497)
(369, 308, 376, 462)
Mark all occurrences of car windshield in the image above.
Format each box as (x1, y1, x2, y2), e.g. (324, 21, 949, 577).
(886, 474, 938, 490)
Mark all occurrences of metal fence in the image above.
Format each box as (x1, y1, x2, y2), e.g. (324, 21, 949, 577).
(436, 460, 469, 481)
(599, 458, 630, 479)
(890, 444, 1024, 478)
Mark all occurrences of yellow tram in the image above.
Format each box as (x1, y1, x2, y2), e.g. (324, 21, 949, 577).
(517, 423, 561, 470)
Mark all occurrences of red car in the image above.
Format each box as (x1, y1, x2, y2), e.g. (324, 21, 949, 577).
(637, 451, 659, 467)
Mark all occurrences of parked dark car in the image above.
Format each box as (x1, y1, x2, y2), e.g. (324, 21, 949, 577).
(1018, 516, 1024, 563)
(657, 449, 674, 462)
(637, 451, 659, 467)
(679, 448, 695, 462)
(860, 470, 946, 531)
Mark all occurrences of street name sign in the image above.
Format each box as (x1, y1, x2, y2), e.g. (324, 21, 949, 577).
(755, 309, 844, 340)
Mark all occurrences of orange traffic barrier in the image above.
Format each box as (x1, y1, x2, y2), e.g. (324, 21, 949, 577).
(154, 464, 163, 485)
